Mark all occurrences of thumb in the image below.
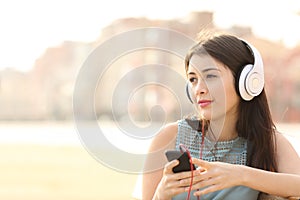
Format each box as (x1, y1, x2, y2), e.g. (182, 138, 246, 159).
(163, 159, 179, 174)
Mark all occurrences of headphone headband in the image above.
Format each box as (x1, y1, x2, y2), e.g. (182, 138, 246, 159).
(185, 38, 265, 103)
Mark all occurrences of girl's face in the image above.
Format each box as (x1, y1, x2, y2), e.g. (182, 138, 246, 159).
(187, 55, 240, 121)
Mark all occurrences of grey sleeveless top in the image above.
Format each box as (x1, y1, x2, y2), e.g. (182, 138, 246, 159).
(172, 119, 260, 200)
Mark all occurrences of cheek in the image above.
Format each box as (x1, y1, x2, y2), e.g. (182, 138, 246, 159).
(218, 75, 238, 99)
(210, 82, 239, 105)
(207, 81, 226, 100)
(224, 85, 240, 108)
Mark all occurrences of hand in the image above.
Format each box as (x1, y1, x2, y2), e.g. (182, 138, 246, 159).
(186, 158, 244, 196)
(154, 160, 203, 200)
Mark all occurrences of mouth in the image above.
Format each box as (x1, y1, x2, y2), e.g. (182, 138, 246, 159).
(197, 100, 212, 108)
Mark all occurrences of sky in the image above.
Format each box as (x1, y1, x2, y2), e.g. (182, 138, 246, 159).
(1, 0, 300, 72)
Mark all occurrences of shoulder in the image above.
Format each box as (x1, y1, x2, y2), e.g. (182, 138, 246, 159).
(147, 121, 179, 152)
(274, 130, 300, 174)
(275, 130, 298, 153)
(155, 121, 178, 143)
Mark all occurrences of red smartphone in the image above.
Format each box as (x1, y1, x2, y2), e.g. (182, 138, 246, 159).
(165, 150, 196, 173)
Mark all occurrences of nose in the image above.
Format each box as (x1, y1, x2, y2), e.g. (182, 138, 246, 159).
(194, 79, 208, 95)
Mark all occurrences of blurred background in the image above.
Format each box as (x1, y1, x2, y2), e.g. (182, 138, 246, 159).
(0, 0, 300, 199)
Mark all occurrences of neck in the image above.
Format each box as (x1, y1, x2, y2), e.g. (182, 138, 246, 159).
(207, 115, 238, 142)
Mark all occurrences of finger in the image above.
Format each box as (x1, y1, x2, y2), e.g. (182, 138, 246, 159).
(187, 175, 223, 194)
(164, 160, 179, 174)
(176, 169, 200, 180)
(178, 170, 205, 186)
(193, 183, 223, 196)
(167, 169, 201, 187)
(195, 176, 214, 188)
(196, 166, 207, 172)
(192, 158, 210, 169)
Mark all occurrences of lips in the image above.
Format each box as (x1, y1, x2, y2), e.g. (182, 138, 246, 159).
(197, 100, 212, 108)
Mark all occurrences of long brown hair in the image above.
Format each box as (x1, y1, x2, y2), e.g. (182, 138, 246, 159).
(185, 33, 277, 172)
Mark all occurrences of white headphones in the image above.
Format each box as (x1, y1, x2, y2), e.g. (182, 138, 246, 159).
(238, 40, 264, 101)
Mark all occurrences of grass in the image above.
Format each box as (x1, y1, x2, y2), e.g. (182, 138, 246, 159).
(0, 122, 298, 200)
(0, 144, 139, 200)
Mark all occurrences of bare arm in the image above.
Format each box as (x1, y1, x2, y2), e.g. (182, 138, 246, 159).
(189, 132, 300, 198)
(142, 122, 202, 200)
(142, 122, 178, 200)
(241, 132, 300, 197)
(241, 165, 300, 197)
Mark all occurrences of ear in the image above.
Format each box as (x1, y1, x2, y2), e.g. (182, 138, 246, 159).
(185, 83, 193, 103)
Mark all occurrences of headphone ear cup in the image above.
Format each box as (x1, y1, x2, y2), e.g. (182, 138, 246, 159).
(239, 39, 265, 101)
(245, 69, 264, 97)
(185, 83, 193, 103)
(238, 64, 254, 101)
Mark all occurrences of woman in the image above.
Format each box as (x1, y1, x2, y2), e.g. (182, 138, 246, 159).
(142, 32, 300, 200)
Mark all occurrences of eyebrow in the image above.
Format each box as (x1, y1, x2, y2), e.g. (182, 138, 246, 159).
(187, 67, 220, 75)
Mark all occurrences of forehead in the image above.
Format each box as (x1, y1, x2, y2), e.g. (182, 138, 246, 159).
(188, 55, 225, 73)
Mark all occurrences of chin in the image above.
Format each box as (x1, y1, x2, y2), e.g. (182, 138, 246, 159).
(198, 111, 212, 121)
(199, 111, 227, 122)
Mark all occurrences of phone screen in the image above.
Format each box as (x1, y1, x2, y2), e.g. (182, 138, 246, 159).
(165, 150, 196, 173)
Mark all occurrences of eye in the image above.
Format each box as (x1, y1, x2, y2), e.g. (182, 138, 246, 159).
(189, 77, 197, 83)
(205, 74, 218, 79)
